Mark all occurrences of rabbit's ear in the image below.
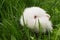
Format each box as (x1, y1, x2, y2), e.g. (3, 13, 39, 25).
(45, 14, 50, 18)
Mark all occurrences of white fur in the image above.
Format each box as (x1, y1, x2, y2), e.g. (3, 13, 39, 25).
(20, 7, 53, 33)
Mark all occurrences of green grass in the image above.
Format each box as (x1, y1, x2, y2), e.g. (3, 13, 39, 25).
(0, 0, 60, 40)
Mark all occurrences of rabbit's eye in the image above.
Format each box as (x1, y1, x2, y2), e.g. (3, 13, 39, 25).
(34, 15, 37, 19)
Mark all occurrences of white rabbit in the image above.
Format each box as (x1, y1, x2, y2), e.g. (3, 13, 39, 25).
(20, 7, 53, 33)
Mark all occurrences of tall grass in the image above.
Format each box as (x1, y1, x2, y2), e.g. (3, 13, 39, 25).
(0, 0, 60, 40)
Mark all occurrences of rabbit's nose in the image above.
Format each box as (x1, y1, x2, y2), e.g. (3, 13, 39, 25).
(34, 15, 37, 19)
